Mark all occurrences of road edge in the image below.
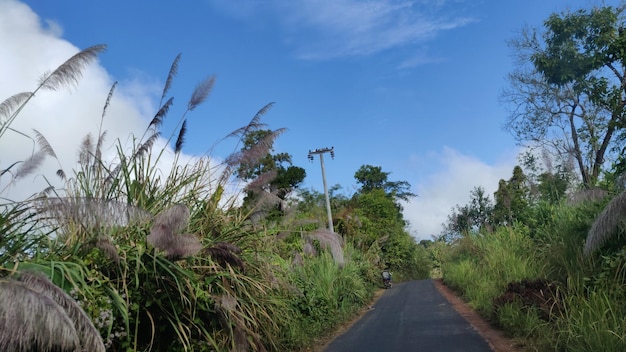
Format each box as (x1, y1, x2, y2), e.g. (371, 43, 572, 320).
(432, 278, 526, 352)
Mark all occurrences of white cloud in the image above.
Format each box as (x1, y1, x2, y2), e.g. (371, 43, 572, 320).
(402, 146, 518, 240)
(0, 0, 200, 201)
(209, 0, 475, 61)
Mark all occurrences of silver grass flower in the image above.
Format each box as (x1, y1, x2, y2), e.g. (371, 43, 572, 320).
(187, 75, 215, 111)
(165, 233, 203, 258)
(0, 272, 106, 352)
(79, 133, 93, 165)
(94, 130, 108, 163)
(303, 242, 317, 256)
(0, 92, 32, 121)
(36, 197, 151, 229)
(101, 82, 117, 121)
(160, 53, 181, 106)
(13, 150, 46, 180)
(205, 245, 244, 269)
(15, 272, 106, 352)
(39, 44, 107, 91)
(0, 279, 80, 352)
(148, 204, 202, 259)
(225, 103, 274, 140)
(149, 98, 173, 129)
(585, 190, 626, 255)
(309, 229, 345, 267)
(244, 170, 278, 192)
(175, 119, 187, 153)
(33, 129, 58, 158)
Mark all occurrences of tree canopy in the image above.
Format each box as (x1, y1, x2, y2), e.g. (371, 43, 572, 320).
(354, 165, 416, 202)
(502, 4, 626, 187)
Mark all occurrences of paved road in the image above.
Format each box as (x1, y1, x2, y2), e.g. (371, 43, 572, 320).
(324, 279, 493, 352)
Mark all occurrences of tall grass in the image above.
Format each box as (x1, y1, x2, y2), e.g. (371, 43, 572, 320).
(557, 290, 626, 351)
(1, 45, 398, 351)
(282, 247, 373, 347)
(442, 226, 542, 315)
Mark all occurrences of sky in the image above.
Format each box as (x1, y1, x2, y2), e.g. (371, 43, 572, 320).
(0, 0, 616, 240)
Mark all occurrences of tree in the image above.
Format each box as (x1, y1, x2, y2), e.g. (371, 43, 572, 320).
(442, 186, 494, 239)
(493, 166, 530, 226)
(502, 4, 626, 187)
(354, 165, 416, 202)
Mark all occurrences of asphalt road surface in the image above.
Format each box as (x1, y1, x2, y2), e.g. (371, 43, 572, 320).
(324, 279, 493, 352)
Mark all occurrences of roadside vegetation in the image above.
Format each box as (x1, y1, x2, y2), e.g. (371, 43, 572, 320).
(437, 3, 626, 351)
(0, 46, 428, 351)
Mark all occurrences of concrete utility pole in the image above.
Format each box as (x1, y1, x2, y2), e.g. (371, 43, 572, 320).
(308, 147, 335, 232)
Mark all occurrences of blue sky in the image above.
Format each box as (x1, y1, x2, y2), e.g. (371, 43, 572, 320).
(1, 0, 616, 239)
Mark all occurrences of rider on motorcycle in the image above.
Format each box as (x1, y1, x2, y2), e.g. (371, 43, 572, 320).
(381, 268, 392, 288)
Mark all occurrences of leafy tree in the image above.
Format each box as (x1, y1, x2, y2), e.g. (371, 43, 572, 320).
(493, 166, 530, 226)
(354, 165, 416, 202)
(502, 4, 626, 187)
(442, 186, 494, 240)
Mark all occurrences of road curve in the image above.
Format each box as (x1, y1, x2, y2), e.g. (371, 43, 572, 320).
(324, 279, 492, 352)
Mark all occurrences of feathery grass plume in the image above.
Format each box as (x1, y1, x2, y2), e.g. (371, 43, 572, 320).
(226, 128, 286, 170)
(81, 235, 121, 264)
(36, 197, 151, 229)
(56, 168, 67, 181)
(303, 241, 317, 256)
(585, 190, 626, 255)
(39, 44, 107, 91)
(149, 97, 173, 130)
(0, 46, 104, 140)
(309, 229, 345, 267)
(175, 119, 187, 153)
(148, 204, 203, 259)
(214, 241, 242, 254)
(101, 82, 116, 122)
(160, 53, 181, 107)
(94, 130, 107, 163)
(79, 133, 93, 166)
(0, 92, 32, 122)
(167, 233, 203, 258)
(187, 75, 215, 111)
(94, 81, 116, 161)
(292, 251, 304, 266)
(135, 131, 160, 157)
(153, 204, 190, 234)
(244, 170, 278, 192)
(33, 129, 58, 158)
(33, 129, 66, 180)
(205, 245, 245, 269)
(225, 102, 275, 140)
(15, 271, 106, 352)
(12, 150, 46, 181)
(0, 278, 80, 352)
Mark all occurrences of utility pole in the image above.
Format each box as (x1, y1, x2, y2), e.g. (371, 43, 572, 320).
(308, 147, 335, 232)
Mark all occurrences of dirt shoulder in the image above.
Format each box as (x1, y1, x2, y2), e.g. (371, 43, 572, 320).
(432, 279, 526, 352)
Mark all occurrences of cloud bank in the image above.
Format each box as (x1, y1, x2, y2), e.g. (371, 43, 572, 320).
(402, 147, 518, 240)
(0, 0, 183, 201)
